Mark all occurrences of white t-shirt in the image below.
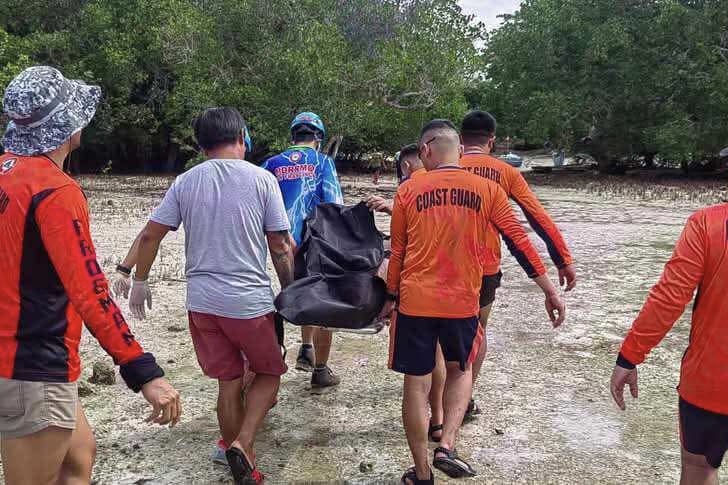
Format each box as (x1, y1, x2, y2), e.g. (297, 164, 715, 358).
(151, 159, 290, 319)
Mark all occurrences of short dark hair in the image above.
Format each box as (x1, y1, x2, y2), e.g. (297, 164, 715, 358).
(291, 125, 320, 144)
(461, 110, 497, 144)
(396, 143, 419, 180)
(193, 107, 246, 151)
(420, 119, 458, 138)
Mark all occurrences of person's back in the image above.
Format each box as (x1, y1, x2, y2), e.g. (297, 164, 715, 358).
(460, 152, 573, 273)
(155, 159, 287, 318)
(261, 112, 344, 386)
(390, 167, 545, 318)
(263, 145, 342, 246)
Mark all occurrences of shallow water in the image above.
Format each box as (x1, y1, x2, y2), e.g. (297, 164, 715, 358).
(1, 174, 722, 484)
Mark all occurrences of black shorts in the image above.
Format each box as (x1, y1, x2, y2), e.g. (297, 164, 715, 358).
(679, 398, 728, 468)
(388, 312, 483, 376)
(479, 271, 502, 308)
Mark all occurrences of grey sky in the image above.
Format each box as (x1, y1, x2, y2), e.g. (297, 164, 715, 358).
(459, 0, 521, 30)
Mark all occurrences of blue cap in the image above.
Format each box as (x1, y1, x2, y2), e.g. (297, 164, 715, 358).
(290, 112, 325, 138)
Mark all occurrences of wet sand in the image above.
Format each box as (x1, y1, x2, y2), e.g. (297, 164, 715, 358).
(1, 173, 725, 484)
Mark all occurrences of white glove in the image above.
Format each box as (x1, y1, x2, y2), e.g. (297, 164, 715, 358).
(111, 271, 131, 299)
(129, 278, 152, 320)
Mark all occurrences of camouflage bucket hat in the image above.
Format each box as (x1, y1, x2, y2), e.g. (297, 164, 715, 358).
(2, 66, 101, 156)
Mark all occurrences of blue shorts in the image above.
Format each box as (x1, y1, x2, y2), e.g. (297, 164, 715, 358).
(388, 312, 483, 376)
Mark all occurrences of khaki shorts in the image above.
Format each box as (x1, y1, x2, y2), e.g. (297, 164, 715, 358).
(0, 378, 77, 439)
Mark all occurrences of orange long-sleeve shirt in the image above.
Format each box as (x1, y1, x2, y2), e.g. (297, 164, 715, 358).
(460, 153, 573, 274)
(619, 204, 728, 415)
(0, 154, 157, 388)
(387, 167, 546, 318)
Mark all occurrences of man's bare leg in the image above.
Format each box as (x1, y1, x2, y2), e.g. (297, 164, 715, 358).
(472, 303, 493, 386)
(680, 448, 719, 485)
(232, 374, 281, 462)
(428, 344, 446, 441)
(402, 373, 432, 481)
(1, 426, 73, 485)
(439, 362, 473, 453)
(314, 328, 332, 367)
(301, 326, 315, 346)
(58, 406, 96, 485)
(218, 378, 245, 448)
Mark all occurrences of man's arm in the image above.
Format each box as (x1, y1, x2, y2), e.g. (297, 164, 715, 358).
(321, 156, 344, 204)
(610, 214, 706, 410)
(366, 195, 393, 215)
(509, 172, 576, 289)
(619, 214, 706, 367)
(133, 221, 171, 281)
(385, 192, 407, 296)
(36, 186, 180, 424)
(381, 192, 407, 317)
(267, 231, 295, 288)
(111, 231, 142, 299)
(489, 185, 565, 326)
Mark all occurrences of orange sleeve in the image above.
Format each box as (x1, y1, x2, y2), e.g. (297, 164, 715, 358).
(619, 213, 706, 366)
(509, 171, 573, 268)
(386, 191, 407, 295)
(489, 184, 546, 278)
(36, 186, 146, 365)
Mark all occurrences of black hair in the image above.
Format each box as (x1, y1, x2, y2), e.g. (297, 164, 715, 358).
(396, 143, 419, 181)
(291, 125, 321, 144)
(193, 107, 246, 151)
(420, 119, 458, 138)
(461, 110, 497, 144)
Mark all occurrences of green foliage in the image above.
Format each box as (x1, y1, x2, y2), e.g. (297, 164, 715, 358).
(474, 0, 728, 169)
(0, 0, 483, 171)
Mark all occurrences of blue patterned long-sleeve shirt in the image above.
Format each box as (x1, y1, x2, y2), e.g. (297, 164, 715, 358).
(263, 146, 343, 245)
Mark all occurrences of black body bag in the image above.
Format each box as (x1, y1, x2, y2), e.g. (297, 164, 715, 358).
(274, 202, 386, 332)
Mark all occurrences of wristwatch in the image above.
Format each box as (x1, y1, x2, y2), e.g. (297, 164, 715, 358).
(116, 264, 131, 275)
(386, 292, 398, 302)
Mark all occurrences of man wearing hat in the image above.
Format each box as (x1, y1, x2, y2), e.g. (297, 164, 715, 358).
(263, 112, 344, 389)
(0, 66, 181, 485)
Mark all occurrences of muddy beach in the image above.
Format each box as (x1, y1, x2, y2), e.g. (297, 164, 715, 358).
(1, 173, 726, 485)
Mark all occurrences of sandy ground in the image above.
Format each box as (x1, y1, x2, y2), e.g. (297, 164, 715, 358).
(2, 172, 727, 485)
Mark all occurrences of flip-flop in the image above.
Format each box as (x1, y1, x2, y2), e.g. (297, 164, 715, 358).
(428, 422, 443, 443)
(225, 446, 264, 484)
(401, 466, 434, 485)
(433, 446, 477, 478)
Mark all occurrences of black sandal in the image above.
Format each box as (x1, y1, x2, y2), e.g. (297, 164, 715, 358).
(428, 422, 443, 443)
(225, 446, 263, 484)
(401, 466, 434, 485)
(433, 446, 477, 478)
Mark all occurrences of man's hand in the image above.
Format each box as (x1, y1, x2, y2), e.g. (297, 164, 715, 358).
(545, 291, 566, 328)
(366, 196, 393, 215)
(141, 377, 181, 427)
(610, 365, 639, 410)
(559, 264, 577, 291)
(111, 271, 131, 299)
(129, 278, 152, 320)
(379, 299, 397, 320)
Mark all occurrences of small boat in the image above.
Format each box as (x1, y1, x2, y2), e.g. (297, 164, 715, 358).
(500, 152, 524, 168)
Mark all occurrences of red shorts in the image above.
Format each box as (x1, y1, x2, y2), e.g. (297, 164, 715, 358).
(188, 312, 287, 381)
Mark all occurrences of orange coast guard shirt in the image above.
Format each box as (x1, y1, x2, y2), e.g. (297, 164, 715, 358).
(0, 154, 145, 383)
(387, 167, 546, 318)
(619, 204, 728, 415)
(460, 153, 573, 275)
